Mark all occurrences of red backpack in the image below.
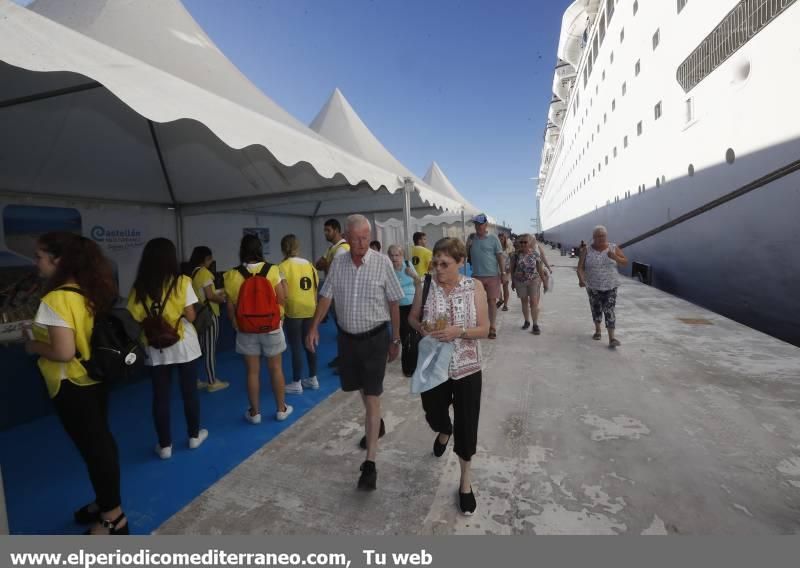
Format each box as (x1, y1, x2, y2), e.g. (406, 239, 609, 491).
(235, 264, 281, 334)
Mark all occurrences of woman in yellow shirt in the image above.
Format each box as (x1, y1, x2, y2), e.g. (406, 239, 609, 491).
(224, 234, 292, 424)
(25, 232, 128, 535)
(278, 234, 319, 394)
(188, 246, 229, 393)
(127, 238, 207, 460)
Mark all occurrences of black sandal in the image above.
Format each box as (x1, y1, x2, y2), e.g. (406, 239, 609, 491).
(74, 503, 100, 525)
(84, 512, 129, 536)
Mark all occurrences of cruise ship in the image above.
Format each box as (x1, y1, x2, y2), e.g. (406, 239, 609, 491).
(537, 0, 800, 346)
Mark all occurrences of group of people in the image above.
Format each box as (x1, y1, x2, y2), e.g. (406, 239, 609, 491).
(23, 211, 627, 535)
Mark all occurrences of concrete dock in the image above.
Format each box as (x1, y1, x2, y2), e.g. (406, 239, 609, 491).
(157, 258, 800, 535)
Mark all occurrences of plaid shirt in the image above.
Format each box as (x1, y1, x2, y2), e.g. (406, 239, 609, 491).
(320, 248, 405, 334)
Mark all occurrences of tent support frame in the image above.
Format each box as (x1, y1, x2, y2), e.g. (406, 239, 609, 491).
(0, 81, 102, 109)
(147, 120, 183, 258)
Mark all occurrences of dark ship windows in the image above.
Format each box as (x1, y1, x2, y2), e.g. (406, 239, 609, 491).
(688, 164, 695, 177)
(635, 60, 640, 76)
(678, 0, 688, 14)
(726, 148, 736, 164)
(624, 136, 628, 148)
(633, 1, 639, 16)
(622, 82, 627, 96)
(685, 98, 694, 123)
(654, 101, 663, 120)
(620, 29, 625, 43)
(612, 99, 616, 111)
(637, 121, 643, 136)
(653, 30, 660, 51)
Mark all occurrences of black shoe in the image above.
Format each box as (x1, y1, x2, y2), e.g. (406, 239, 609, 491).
(531, 324, 541, 335)
(459, 488, 476, 515)
(327, 357, 339, 368)
(357, 460, 377, 491)
(84, 512, 130, 535)
(433, 432, 451, 457)
(521, 321, 530, 330)
(74, 503, 100, 525)
(496, 300, 504, 308)
(359, 418, 386, 449)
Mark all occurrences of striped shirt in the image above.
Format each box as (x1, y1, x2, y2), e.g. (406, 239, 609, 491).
(320, 248, 405, 334)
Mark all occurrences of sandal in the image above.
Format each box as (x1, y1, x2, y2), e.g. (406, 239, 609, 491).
(84, 512, 129, 536)
(592, 332, 601, 340)
(74, 502, 100, 525)
(488, 328, 497, 339)
(433, 432, 451, 457)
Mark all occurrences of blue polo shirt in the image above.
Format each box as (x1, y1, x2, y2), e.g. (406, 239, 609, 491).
(469, 234, 502, 277)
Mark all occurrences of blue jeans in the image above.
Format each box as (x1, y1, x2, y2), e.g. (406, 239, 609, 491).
(284, 317, 318, 382)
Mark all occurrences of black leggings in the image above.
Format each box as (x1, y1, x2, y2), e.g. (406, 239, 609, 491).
(420, 371, 482, 461)
(399, 305, 418, 376)
(53, 381, 121, 512)
(284, 316, 318, 382)
(151, 362, 200, 448)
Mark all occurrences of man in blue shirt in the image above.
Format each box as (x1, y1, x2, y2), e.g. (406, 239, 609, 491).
(466, 213, 504, 339)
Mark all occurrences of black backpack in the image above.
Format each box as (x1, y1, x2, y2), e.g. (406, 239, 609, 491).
(60, 288, 145, 382)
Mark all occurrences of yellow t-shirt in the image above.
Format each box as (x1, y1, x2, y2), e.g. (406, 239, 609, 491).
(411, 245, 433, 278)
(191, 266, 220, 317)
(126, 275, 192, 344)
(34, 288, 99, 399)
(325, 240, 350, 266)
(278, 257, 318, 319)
(223, 262, 284, 320)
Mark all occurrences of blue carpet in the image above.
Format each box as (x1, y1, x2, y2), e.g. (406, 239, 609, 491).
(0, 320, 339, 535)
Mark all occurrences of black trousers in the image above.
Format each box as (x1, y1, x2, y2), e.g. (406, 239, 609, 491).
(151, 362, 200, 448)
(53, 381, 122, 512)
(284, 316, 318, 381)
(399, 305, 418, 376)
(420, 371, 482, 461)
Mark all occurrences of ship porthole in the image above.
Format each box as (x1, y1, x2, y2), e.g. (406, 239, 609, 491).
(688, 164, 695, 177)
(732, 59, 751, 84)
(656, 178, 661, 188)
(726, 148, 736, 164)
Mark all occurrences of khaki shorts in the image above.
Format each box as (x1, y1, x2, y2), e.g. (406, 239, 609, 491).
(514, 278, 542, 301)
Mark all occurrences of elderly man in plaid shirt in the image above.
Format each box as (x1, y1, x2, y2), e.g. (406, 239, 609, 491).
(307, 214, 404, 490)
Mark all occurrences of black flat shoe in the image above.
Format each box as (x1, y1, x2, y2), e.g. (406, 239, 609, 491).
(84, 512, 129, 535)
(433, 432, 451, 457)
(522, 321, 530, 330)
(74, 503, 100, 525)
(359, 418, 386, 449)
(357, 460, 377, 491)
(459, 488, 476, 515)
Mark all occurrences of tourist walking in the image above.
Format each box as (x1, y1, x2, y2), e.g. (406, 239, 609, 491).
(128, 238, 208, 460)
(577, 225, 628, 347)
(411, 232, 433, 278)
(387, 244, 422, 377)
(510, 234, 549, 334)
(465, 214, 504, 339)
(306, 215, 404, 491)
(408, 237, 489, 515)
(498, 232, 515, 312)
(279, 234, 320, 394)
(188, 246, 229, 392)
(314, 219, 350, 371)
(224, 234, 293, 423)
(26, 232, 129, 535)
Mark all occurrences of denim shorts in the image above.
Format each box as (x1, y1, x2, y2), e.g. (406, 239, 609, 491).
(235, 329, 287, 358)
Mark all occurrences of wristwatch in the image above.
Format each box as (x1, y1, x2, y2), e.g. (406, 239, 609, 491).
(459, 326, 468, 339)
(392, 337, 401, 346)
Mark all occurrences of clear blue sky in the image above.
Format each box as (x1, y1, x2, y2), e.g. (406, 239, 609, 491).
(181, 0, 572, 233)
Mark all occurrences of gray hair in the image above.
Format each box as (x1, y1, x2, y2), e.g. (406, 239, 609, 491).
(387, 244, 404, 256)
(592, 225, 608, 237)
(346, 214, 371, 232)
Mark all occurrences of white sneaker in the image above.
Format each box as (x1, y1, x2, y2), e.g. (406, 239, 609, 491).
(155, 444, 172, 460)
(301, 376, 320, 390)
(276, 404, 294, 421)
(285, 381, 303, 395)
(189, 429, 208, 449)
(244, 409, 262, 425)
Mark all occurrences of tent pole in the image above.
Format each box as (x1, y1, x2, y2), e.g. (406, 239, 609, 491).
(310, 201, 322, 267)
(461, 207, 467, 242)
(147, 120, 184, 258)
(402, 177, 413, 259)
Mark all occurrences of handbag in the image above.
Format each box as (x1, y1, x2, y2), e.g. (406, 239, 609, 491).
(190, 267, 214, 336)
(410, 336, 455, 394)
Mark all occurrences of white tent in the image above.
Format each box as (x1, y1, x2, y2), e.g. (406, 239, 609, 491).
(0, 0, 464, 275)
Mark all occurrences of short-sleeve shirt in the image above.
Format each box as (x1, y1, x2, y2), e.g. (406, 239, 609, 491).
(469, 234, 503, 277)
(513, 252, 540, 283)
(395, 262, 417, 307)
(278, 257, 318, 319)
(223, 262, 285, 333)
(34, 288, 100, 398)
(410, 246, 433, 278)
(127, 275, 202, 366)
(191, 266, 220, 317)
(320, 248, 405, 334)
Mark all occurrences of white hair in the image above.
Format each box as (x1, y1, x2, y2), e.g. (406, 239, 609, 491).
(346, 214, 371, 231)
(387, 244, 404, 256)
(592, 225, 608, 237)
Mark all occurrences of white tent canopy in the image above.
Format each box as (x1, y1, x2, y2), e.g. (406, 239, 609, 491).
(0, 0, 464, 258)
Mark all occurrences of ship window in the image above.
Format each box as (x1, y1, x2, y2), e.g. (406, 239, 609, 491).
(605, 156, 609, 165)
(688, 164, 695, 176)
(653, 29, 660, 51)
(599, 14, 606, 45)
(633, 1, 639, 16)
(602, 70, 606, 81)
(637, 121, 643, 136)
(654, 101, 662, 120)
(624, 136, 628, 148)
(610, 52, 614, 65)
(614, 147, 618, 158)
(593, 35, 599, 63)
(662, 175, 667, 185)
(685, 98, 694, 123)
(622, 82, 627, 96)
(656, 177, 661, 188)
(607, 0, 615, 22)
(583, 68, 588, 88)
(604, 113, 607, 124)
(726, 148, 736, 164)
(620, 28, 625, 43)
(612, 99, 617, 111)
(678, 0, 688, 13)
(635, 60, 641, 76)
